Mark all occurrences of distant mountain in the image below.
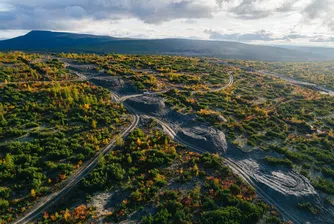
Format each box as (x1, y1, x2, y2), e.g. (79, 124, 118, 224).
(0, 30, 120, 50)
(277, 45, 334, 60)
(0, 30, 328, 62)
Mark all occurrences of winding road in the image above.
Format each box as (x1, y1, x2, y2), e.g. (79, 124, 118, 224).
(11, 68, 234, 223)
(115, 71, 321, 224)
(117, 72, 234, 103)
(147, 115, 304, 224)
(110, 71, 308, 223)
(9, 61, 326, 224)
(256, 70, 334, 96)
(13, 112, 140, 224)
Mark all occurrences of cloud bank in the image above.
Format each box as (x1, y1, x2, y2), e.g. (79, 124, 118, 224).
(0, 0, 214, 30)
(0, 0, 333, 45)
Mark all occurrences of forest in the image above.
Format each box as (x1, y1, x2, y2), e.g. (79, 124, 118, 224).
(226, 60, 334, 90)
(59, 52, 334, 198)
(0, 51, 333, 223)
(39, 123, 281, 224)
(0, 52, 130, 222)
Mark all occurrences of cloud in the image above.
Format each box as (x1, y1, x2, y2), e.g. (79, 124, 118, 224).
(217, 0, 299, 20)
(204, 29, 316, 42)
(182, 19, 198, 24)
(0, 29, 27, 40)
(230, 0, 271, 20)
(302, 0, 328, 20)
(0, 0, 215, 31)
(276, 1, 296, 12)
(65, 6, 86, 19)
(1, 0, 333, 46)
(324, 19, 334, 32)
(205, 29, 281, 41)
(301, 0, 334, 31)
(310, 36, 334, 42)
(217, 0, 333, 33)
(128, 1, 213, 24)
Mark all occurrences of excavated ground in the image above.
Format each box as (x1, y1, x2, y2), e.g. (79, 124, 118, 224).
(126, 96, 228, 154)
(62, 62, 334, 223)
(125, 95, 334, 224)
(90, 76, 140, 95)
(227, 145, 334, 224)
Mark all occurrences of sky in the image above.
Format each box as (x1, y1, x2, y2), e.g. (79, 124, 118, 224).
(0, 0, 333, 47)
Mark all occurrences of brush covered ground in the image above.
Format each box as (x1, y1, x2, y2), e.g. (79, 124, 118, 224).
(0, 51, 334, 223)
(59, 53, 334, 205)
(226, 60, 334, 90)
(0, 52, 130, 222)
(61, 53, 334, 204)
(40, 121, 282, 224)
(59, 53, 334, 194)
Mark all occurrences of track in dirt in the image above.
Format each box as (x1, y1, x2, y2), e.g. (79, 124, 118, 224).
(11, 62, 331, 224)
(13, 111, 140, 224)
(145, 115, 304, 224)
(11, 68, 302, 224)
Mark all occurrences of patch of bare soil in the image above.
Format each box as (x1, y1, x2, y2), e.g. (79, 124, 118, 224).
(90, 76, 140, 95)
(126, 96, 228, 154)
(226, 145, 334, 224)
(89, 77, 334, 223)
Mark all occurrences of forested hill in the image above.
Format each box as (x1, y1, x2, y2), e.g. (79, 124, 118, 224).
(0, 30, 328, 62)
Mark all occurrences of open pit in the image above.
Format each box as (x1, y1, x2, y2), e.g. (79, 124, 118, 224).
(75, 71, 334, 224)
(126, 96, 228, 154)
(235, 158, 316, 196)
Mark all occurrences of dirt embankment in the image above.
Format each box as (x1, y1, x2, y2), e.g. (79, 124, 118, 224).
(226, 145, 334, 224)
(86, 73, 334, 224)
(90, 76, 140, 95)
(125, 95, 334, 224)
(177, 126, 227, 153)
(126, 96, 228, 154)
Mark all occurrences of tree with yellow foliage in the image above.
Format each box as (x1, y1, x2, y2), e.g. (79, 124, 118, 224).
(193, 164, 199, 176)
(83, 104, 90, 110)
(91, 120, 97, 129)
(64, 209, 71, 222)
(116, 136, 124, 146)
(136, 138, 142, 145)
(30, 189, 36, 198)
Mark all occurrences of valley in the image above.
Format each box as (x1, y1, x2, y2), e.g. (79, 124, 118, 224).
(0, 52, 333, 224)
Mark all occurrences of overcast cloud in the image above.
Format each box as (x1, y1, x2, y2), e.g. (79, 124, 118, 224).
(0, 0, 333, 46)
(205, 29, 282, 41)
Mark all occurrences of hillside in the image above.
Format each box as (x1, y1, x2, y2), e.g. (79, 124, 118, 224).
(279, 45, 334, 60)
(1, 52, 334, 223)
(0, 30, 120, 50)
(0, 31, 327, 62)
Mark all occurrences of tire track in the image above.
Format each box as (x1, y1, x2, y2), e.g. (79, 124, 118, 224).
(13, 112, 139, 224)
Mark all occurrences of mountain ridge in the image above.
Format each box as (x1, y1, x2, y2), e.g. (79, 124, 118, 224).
(0, 30, 328, 62)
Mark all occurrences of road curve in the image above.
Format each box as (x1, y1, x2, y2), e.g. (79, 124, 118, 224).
(13, 112, 140, 224)
(8, 61, 234, 223)
(117, 72, 234, 103)
(191, 72, 234, 95)
(123, 107, 302, 223)
(117, 90, 168, 103)
(11, 69, 302, 224)
(9, 59, 330, 224)
(257, 70, 334, 96)
(148, 116, 303, 224)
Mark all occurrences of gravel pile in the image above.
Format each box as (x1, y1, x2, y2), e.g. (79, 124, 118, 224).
(127, 96, 228, 153)
(177, 126, 227, 153)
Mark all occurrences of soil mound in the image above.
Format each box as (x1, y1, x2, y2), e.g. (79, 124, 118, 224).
(91, 77, 139, 95)
(126, 96, 168, 116)
(177, 126, 227, 153)
(126, 96, 228, 153)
